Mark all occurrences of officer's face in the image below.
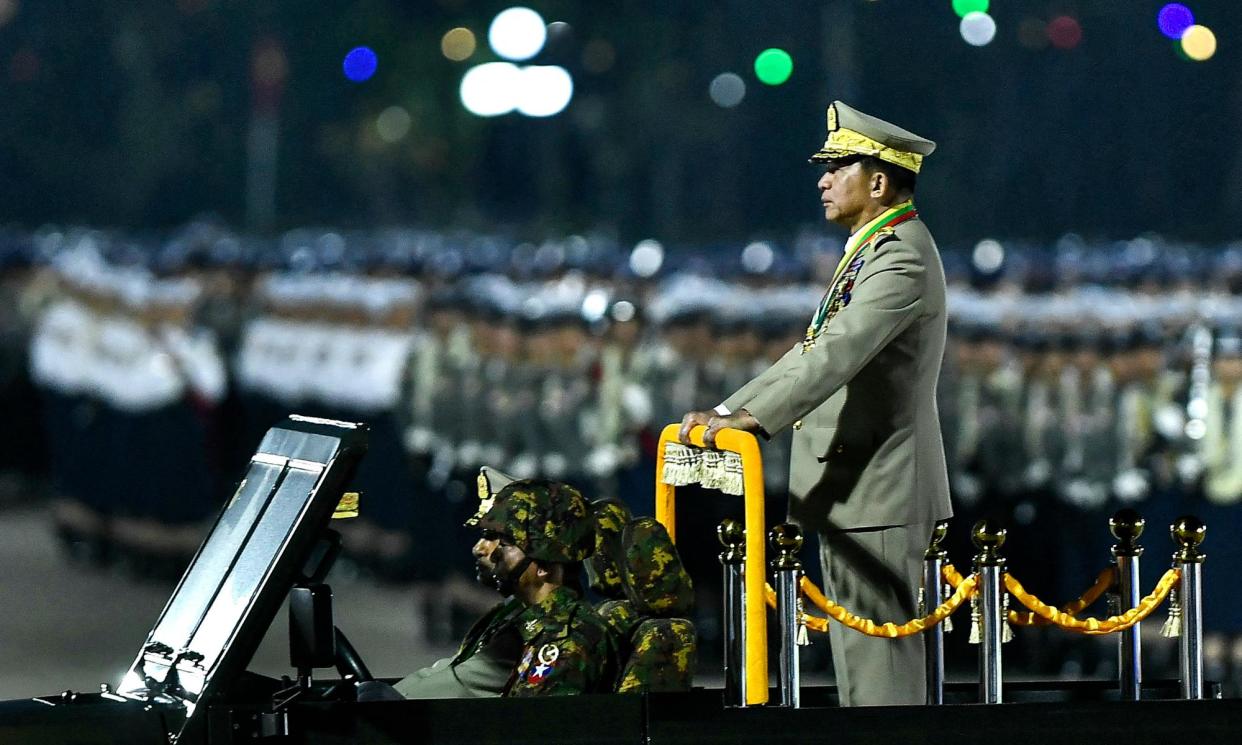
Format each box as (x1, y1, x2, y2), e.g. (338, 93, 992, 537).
(817, 160, 872, 228)
(473, 529, 528, 589)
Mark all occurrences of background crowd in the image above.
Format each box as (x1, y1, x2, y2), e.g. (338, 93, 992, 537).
(3, 220, 1242, 690)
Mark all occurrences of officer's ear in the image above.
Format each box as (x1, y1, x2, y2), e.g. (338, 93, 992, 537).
(869, 169, 888, 199)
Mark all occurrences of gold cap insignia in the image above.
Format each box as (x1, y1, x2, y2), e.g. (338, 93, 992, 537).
(827, 103, 838, 132)
(332, 492, 360, 520)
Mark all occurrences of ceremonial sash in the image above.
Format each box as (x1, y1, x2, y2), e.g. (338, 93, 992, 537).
(802, 201, 919, 353)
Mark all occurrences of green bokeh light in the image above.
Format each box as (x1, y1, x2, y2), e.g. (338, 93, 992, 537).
(754, 48, 793, 85)
(952, 0, 989, 18)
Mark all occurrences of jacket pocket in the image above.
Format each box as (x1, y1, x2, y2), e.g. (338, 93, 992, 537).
(807, 427, 838, 464)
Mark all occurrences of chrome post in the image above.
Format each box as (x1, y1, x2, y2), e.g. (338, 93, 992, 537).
(770, 524, 803, 708)
(1172, 516, 1207, 700)
(1110, 509, 1144, 701)
(718, 519, 747, 707)
(972, 520, 1006, 704)
(923, 521, 950, 705)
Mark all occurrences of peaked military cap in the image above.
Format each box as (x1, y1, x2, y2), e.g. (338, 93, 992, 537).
(809, 100, 936, 174)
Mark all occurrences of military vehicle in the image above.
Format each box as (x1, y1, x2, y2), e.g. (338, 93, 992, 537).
(2, 416, 1240, 745)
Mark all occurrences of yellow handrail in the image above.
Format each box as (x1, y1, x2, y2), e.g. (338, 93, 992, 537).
(655, 423, 768, 705)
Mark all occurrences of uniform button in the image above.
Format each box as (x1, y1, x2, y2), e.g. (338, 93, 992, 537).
(792, 420, 802, 430)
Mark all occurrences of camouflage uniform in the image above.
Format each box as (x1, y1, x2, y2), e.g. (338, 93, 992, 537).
(585, 498, 632, 599)
(594, 517, 696, 693)
(397, 479, 615, 698)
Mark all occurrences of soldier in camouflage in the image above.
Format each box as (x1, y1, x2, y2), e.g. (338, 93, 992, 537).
(395, 478, 616, 698)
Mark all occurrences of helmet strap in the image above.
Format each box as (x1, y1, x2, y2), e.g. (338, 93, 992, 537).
(492, 552, 533, 597)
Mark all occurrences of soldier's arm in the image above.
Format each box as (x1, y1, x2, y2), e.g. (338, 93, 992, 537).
(739, 239, 927, 435)
(720, 344, 800, 415)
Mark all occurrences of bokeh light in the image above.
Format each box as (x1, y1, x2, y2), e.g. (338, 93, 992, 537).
(959, 12, 997, 47)
(459, 62, 522, 117)
(1017, 18, 1049, 50)
(376, 106, 412, 143)
(972, 239, 1005, 273)
(0, 0, 20, 28)
(753, 48, 793, 85)
(1047, 16, 1082, 50)
(629, 240, 664, 277)
(741, 241, 775, 274)
(516, 65, 574, 117)
(440, 27, 477, 62)
(952, 0, 988, 19)
(488, 6, 547, 62)
(709, 72, 746, 108)
(343, 47, 378, 83)
(582, 39, 616, 73)
(1157, 4, 1195, 40)
(611, 300, 637, 324)
(581, 290, 609, 322)
(1181, 25, 1217, 62)
(252, 43, 288, 88)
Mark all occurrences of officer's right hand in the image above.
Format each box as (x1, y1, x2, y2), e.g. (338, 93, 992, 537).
(678, 410, 713, 445)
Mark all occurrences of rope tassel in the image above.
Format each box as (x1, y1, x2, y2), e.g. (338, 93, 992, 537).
(1001, 593, 1014, 644)
(943, 584, 954, 634)
(1161, 589, 1182, 639)
(969, 593, 981, 645)
(796, 598, 811, 646)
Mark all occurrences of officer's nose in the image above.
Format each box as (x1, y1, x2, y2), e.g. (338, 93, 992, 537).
(472, 537, 494, 558)
(817, 171, 832, 191)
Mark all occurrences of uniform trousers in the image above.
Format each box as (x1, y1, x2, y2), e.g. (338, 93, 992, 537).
(819, 522, 933, 707)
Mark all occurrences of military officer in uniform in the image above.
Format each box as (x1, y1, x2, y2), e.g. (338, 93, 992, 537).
(679, 101, 950, 706)
(395, 477, 615, 698)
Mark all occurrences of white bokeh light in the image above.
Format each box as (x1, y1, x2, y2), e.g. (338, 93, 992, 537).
(741, 241, 775, 274)
(376, 106, 412, 142)
(960, 11, 997, 47)
(972, 239, 1005, 273)
(489, 7, 547, 61)
(459, 62, 522, 117)
(517, 65, 574, 117)
(629, 239, 664, 278)
(581, 290, 609, 322)
(709, 72, 746, 108)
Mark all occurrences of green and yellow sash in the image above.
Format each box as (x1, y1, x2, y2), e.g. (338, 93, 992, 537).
(803, 201, 918, 353)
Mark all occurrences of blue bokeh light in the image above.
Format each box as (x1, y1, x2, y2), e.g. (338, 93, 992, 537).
(1157, 4, 1195, 40)
(343, 46, 378, 82)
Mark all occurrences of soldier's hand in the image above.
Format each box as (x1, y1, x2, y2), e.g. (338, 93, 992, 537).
(703, 410, 760, 449)
(678, 410, 714, 445)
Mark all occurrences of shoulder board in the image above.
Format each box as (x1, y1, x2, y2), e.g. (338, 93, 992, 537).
(870, 227, 901, 249)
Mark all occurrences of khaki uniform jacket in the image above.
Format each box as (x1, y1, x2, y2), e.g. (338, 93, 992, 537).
(723, 217, 952, 532)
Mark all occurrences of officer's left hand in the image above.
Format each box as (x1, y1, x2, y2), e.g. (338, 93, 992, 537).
(703, 409, 760, 449)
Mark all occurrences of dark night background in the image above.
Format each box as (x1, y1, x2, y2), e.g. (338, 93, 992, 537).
(1, 1, 1239, 246)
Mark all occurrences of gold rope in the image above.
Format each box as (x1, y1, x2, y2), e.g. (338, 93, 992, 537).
(764, 574, 977, 638)
(943, 563, 968, 588)
(1003, 568, 1181, 635)
(1007, 565, 1117, 626)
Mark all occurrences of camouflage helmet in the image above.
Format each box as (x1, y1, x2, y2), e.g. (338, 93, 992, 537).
(620, 517, 695, 617)
(585, 498, 633, 597)
(478, 479, 595, 564)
